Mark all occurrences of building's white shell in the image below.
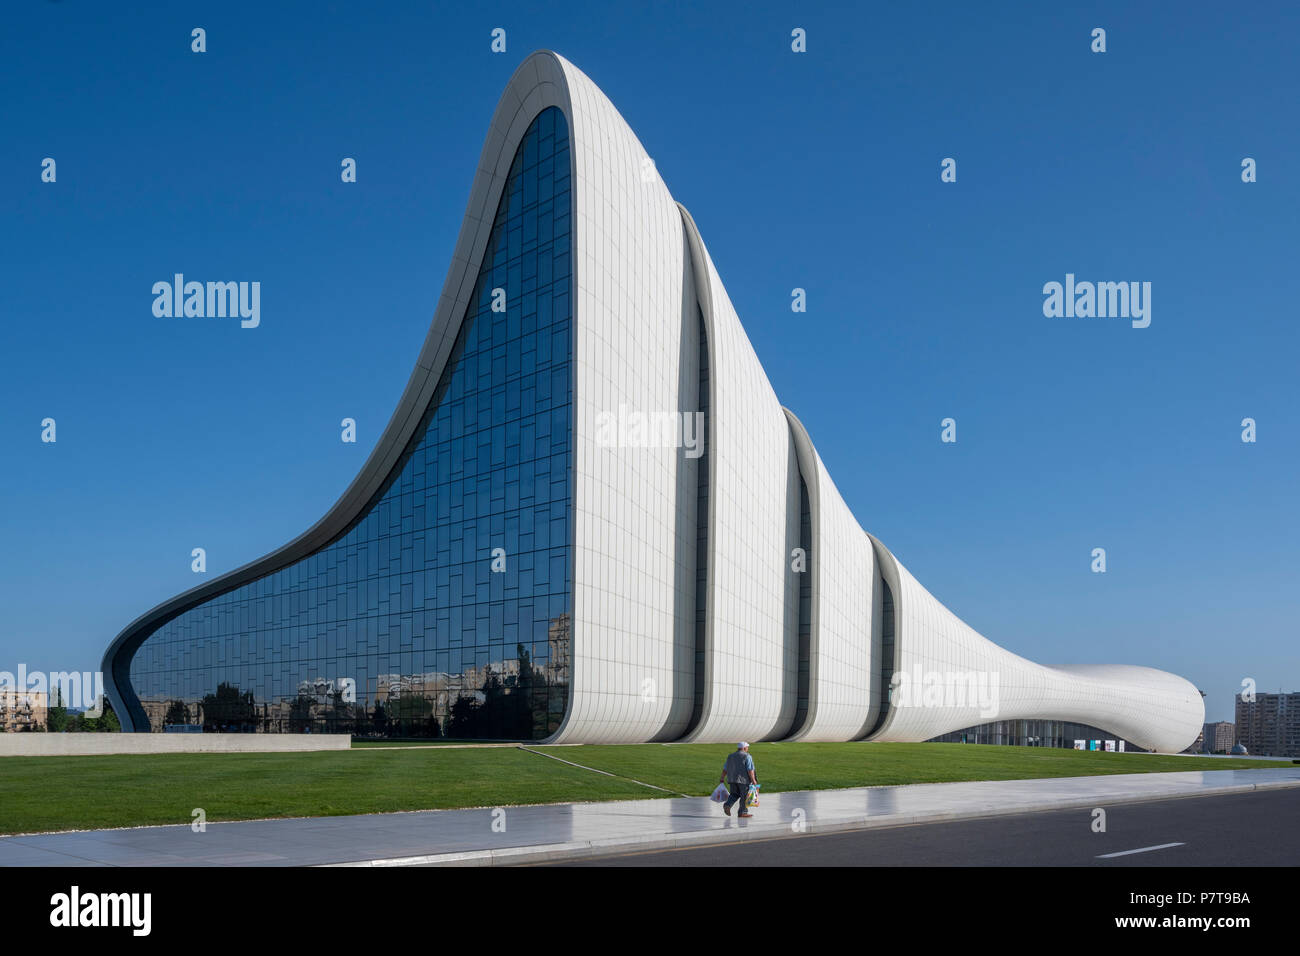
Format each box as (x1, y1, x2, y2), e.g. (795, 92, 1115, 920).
(521, 52, 1203, 752)
(104, 52, 1205, 753)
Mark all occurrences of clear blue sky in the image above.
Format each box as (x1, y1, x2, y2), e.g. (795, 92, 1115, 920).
(2, 2, 1296, 724)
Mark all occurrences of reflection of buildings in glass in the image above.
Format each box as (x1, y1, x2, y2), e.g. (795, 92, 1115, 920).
(139, 697, 173, 729)
(298, 677, 347, 707)
(545, 613, 571, 685)
(930, 719, 1144, 752)
(378, 664, 525, 713)
(0, 690, 47, 732)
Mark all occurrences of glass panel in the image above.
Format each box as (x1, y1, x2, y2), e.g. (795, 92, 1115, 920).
(129, 109, 573, 740)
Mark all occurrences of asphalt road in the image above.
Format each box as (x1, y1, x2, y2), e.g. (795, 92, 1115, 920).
(537, 787, 1300, 866)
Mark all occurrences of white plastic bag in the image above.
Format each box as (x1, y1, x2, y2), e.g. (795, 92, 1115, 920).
(709, 783, 729, 803)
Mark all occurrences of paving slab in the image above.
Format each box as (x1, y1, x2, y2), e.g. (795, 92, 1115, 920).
(1, 767, 1296, 867)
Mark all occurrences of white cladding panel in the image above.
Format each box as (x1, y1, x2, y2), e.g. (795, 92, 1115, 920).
(544, 55, 696, 743)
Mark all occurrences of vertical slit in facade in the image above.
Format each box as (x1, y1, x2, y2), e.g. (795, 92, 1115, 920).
(792, 475, 812, 733)
(867, 576, 895, 737)
(688, 309, 710, 733)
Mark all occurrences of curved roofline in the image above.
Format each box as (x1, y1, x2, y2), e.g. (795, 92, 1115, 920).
(104, 51, 575, 731)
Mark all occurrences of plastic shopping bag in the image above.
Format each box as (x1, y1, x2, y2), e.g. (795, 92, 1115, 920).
(747, 783, 760, 808)
(710, 783, 729, 803)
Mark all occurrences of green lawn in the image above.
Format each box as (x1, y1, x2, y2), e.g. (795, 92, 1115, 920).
(0, 747, 649, 835)
(532, 742, 1292, 793)
(0, 741, 1287, 835)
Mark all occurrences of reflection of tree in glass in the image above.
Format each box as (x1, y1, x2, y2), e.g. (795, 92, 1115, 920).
(449, 646, 554, 740)
(164, 700, 189, 726)
(516, 644, 553, 739)
(288, 694, 316, 732)
(391, 693, 438, 738)
(349, 700, 386, 738)
(326, 688, 355, 734)
(446, 693, 482, 739)
(201, 682, 257, 733)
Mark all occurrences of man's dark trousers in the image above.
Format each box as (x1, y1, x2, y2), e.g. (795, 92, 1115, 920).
(723, 781, 750, 814)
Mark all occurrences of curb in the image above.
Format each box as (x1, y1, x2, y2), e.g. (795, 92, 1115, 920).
(322, 777, 1300, 867)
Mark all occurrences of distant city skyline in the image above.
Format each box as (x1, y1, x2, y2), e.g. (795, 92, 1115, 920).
(1235, 691, 1300, 757)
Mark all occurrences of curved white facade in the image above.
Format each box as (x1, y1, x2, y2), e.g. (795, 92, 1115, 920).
(868, 546, 1204, 752)
(526, 51, 1202, 752)
(106, 51, 1204, 753)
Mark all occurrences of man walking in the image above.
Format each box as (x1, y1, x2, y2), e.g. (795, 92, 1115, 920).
(720, 741, 757, 817)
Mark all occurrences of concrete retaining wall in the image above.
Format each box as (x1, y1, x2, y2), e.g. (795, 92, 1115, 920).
(0, 733, 351, 757)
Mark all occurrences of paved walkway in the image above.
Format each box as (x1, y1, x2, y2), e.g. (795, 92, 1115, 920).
(2, 767, 1296, 867)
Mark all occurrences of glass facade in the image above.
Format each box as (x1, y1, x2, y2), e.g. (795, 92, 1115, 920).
(928, 719, 1145, 752)
(128, 107, 573, 739)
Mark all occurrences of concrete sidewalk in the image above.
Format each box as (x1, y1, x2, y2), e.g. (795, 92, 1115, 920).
(2, 767, 1297, 867)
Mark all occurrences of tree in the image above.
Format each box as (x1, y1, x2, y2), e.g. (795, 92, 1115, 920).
(164, 700, 190, 726)
(101, 702, 121, 732)
(79, 697, 120, 732)
(48, 702, 69, 733)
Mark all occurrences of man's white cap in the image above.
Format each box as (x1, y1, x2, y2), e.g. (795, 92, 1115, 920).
(737, 741, 749, 749)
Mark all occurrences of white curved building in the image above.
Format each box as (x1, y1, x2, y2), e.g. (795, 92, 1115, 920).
(104, 52, 1204, 753)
